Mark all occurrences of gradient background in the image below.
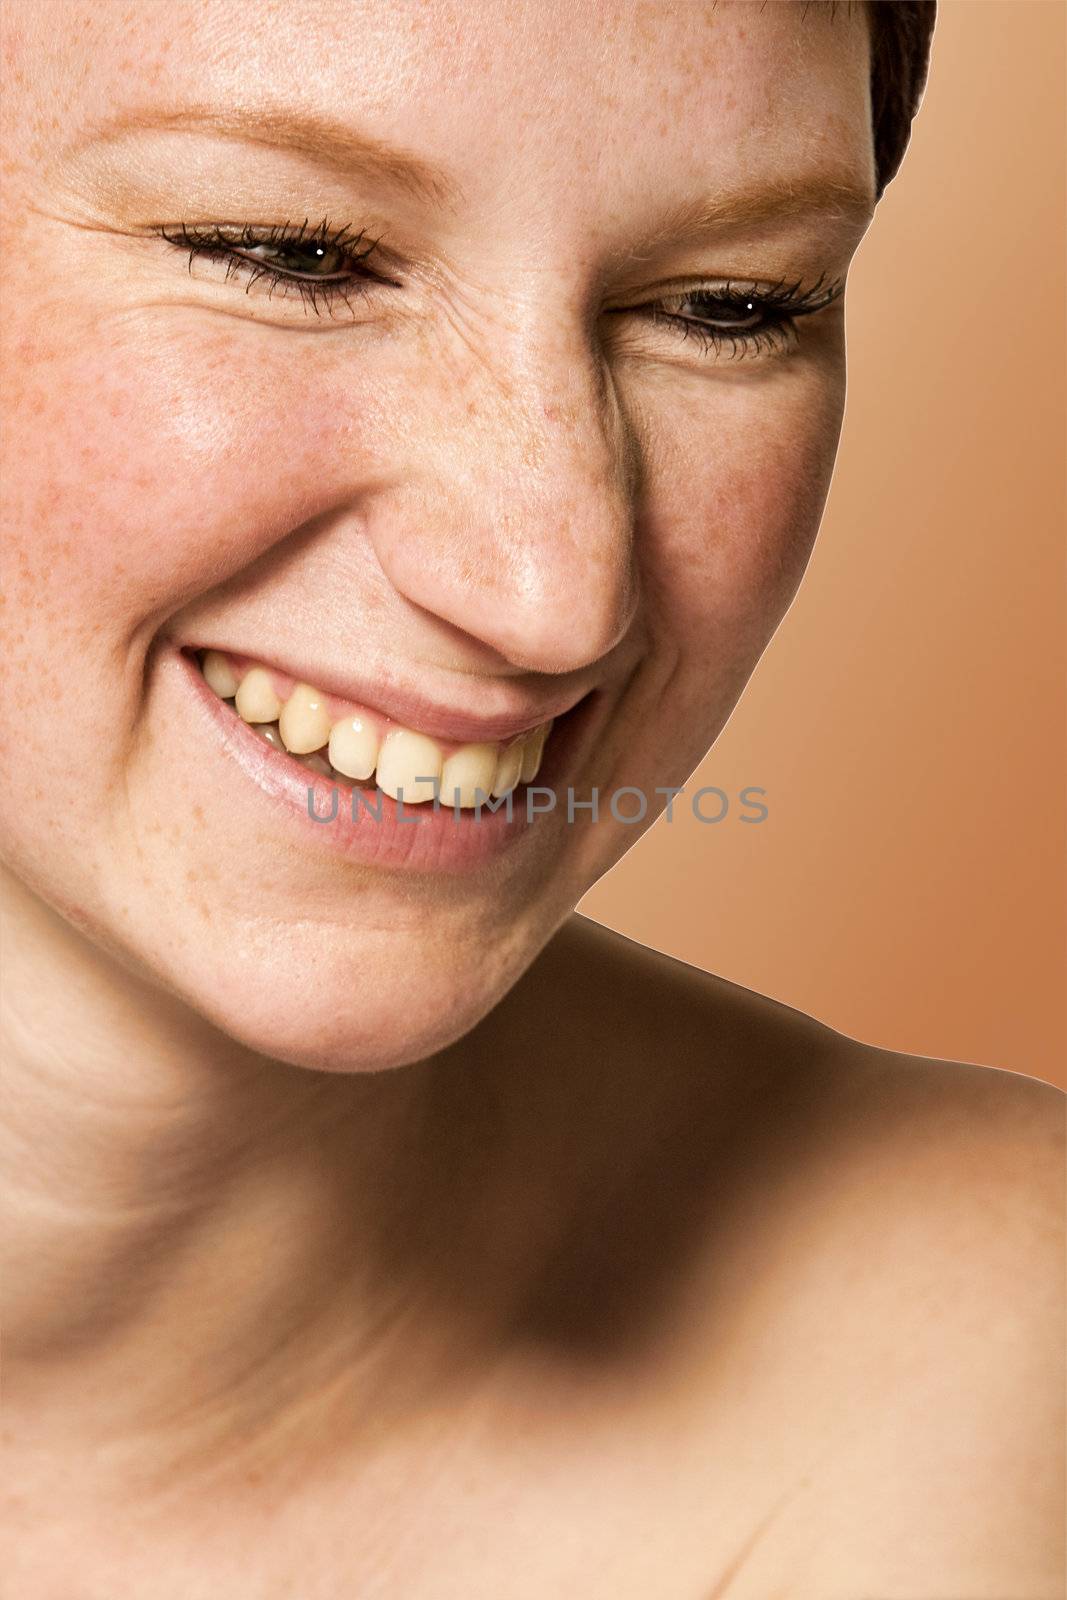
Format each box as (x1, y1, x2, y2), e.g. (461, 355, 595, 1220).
(580, 0, 1066, 1091)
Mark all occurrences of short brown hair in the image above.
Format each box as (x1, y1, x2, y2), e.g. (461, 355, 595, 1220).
(868, 1, 937, 196)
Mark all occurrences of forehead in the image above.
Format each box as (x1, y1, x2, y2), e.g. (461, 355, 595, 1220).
(14, 0, 874, 222)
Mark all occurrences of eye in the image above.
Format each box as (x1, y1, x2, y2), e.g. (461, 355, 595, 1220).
(634, 275, 843, 361)
(672, 292, 767, 330)
(226, 237, 356, 281)
(156, 218, 396, 316)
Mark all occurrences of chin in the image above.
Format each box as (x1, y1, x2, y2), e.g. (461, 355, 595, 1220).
(132, 912, 538, 1075)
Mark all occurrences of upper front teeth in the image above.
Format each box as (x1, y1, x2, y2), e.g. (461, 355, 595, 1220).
(490, 739, 524, 799)
(278, 683, 332, 755)
(375, 729, 441, 805)
(439, 742, 498, 808)
(234, 667, 282, 724)
(200, 650, 551, 806)
(328, 716, 378, 780)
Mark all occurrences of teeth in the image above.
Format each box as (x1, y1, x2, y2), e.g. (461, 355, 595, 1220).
(520, 722, 550, 785)
(439, 742, 499, 809)
(202, 650, 239, 699)
(235, 668, 283, 725)
(202, 654, 556, 803)
(491, 740, 524, 799)
(279, 683, 332, 755)
(375, 729, 442, 805)
(328, 716, 380, 781)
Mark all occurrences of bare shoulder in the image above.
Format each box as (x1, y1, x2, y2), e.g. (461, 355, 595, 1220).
(543, 911, 856, 1071)
(557, 910, 1063, 1152)
(563, 912, 1063, 1299)
(547, 917, 1065, 1594)
(759, 1042, 1064, 1596)
(545, 914, 1064, 1334)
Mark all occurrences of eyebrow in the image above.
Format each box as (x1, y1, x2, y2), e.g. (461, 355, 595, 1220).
(68, 104, 464, 212)
(69, 105, 873, 245)
(629, 174, 876, 257)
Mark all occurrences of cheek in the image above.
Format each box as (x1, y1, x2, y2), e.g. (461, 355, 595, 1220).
(607, 359, 845, 784)
(0, 312, 420, 800)
(3, 321, 379, 643)
(642, 366, 845, 661)
(0, 311, 406, 884)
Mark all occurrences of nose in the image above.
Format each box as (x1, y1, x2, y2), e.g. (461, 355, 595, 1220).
(368, 323, 640, 676)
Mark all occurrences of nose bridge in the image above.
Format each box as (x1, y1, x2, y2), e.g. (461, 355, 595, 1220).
(380, 316, 640, 676)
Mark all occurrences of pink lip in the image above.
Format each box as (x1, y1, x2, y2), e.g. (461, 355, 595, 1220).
(173, 648, 597, 875)
(186, 644, 591, 745)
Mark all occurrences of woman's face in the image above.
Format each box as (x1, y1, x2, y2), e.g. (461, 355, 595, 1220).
(1, 0, 874, 1071)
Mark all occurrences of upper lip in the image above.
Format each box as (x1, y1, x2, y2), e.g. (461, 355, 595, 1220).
(183, 644, 592, 744)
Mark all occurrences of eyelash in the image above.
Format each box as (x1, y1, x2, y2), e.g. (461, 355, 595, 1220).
(645, 274, 841, 358)
(157, 217, 391, 316)
(156, 217, 842, 355)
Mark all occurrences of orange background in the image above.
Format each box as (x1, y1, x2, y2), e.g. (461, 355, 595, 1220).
(580, 0, 1066, 1090)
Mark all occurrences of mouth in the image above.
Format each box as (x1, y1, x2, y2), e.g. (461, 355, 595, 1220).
(193, 647, 561, 807)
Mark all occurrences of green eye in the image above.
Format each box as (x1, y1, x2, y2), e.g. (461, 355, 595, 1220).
(156, 218, 393, 315)
(645, 274, 843, 360)
(676, 294, 763, 329)
(234, 240, 352, 280)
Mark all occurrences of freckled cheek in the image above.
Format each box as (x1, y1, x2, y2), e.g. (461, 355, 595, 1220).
(3, 322, 398, 650)
(642, 374, 845, 669)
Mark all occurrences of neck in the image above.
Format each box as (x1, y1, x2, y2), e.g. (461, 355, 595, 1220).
(0, 869, 566, 1496)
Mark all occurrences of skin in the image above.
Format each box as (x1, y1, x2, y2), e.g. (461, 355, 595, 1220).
(1, 2, 1062, 1595)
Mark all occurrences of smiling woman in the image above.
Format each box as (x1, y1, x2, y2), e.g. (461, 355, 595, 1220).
(0, 2, 1062, 1597)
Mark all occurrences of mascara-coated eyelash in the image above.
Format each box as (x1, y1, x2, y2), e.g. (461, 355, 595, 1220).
(645, 273, 843, 358)
(156, 217, 393, 315)
(157, 218, 842, 358)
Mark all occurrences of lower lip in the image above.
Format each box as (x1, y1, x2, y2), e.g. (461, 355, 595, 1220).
(175, 648, 578, 874)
